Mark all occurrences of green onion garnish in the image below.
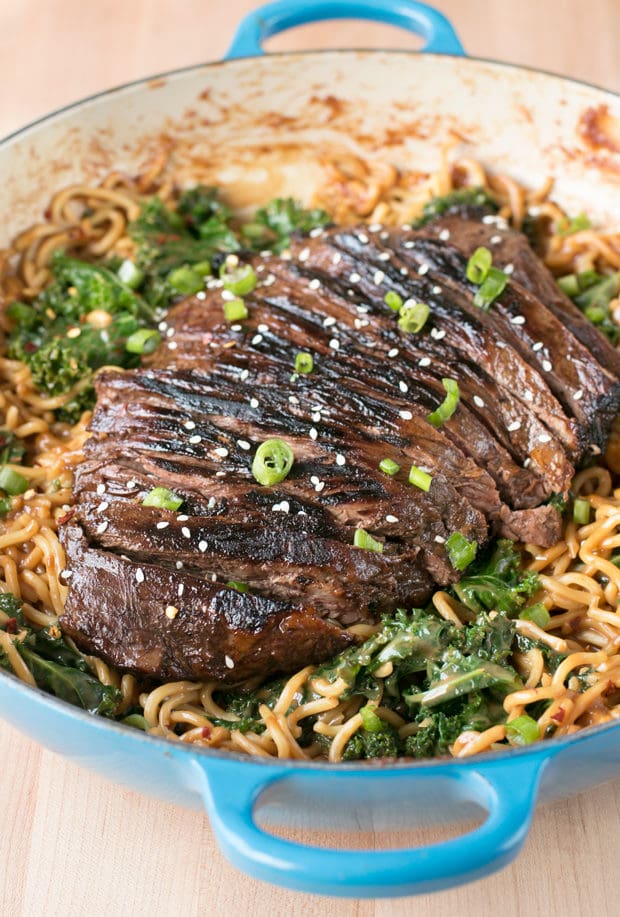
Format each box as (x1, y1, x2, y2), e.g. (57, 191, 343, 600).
(445, 531, 477, 571)
(473, 267, 507, 310)
(557, 212, 591, 237)
(466, 247, 492, 284)
(506, 714, 541, 747)
(359, 705, 384, 732)
(398, 301, 430, 333)
(226, 581, 249, 593)
(520, 604, 551, 629)
(294, 352, 314, 374)
(252, 439, 294, 486)
(220, 260, 257, 296)
(427, 378, 460, 428)
(557, 274, 580, 297)
(121, 714, 149, 731)
(384, 291, 403, 311)
(0, 496, 12, 517)
(353, 529, 384, 553)
(125, 328, 161, 355)
(192, 260, 213, 278)
(379, 458, 400, 476)
(573, 498, 591, 525)
(117, 259, 144, 289)
(0, 467, 28, 496)
(408, 465, 432, 492)
(142, 487, 184, 511)
(223, 298, 248, 322)
(167, 265, 205, 296)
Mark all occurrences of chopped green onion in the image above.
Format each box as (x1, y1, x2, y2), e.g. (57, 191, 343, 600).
(121, 714, 148, 731)
(384, 291, 403, 311)
(223, 298, 248, 322)
(398, 301, 430, 333)
(219, 260, 257, 296)
(466, 247, 492, 284)
(584, 305, 606, 324)
(506, 714, 541, 747)
(226, 581, 249, 593)
(408, 465, 432, 492)
(294, 351, 314, 374)
(520, 604, 551, 629)
(359, 705, 384, 732)
(445, 531, 477, 571)
(427, 378, 460, 428)
(0, 496, 12, 517)
(125, 328, 161, 355)
(573, 498, 591, 525)
(353, 529, 384, 553)
(576, 269, 600, 290)
(557, 212, 591, 236)
(117, 259, 144, 289)
(167, 265, 204, 296)
(379, 458, 400, 476)
(252, 438, 294, 486)
(557, 274, 579, 297)
(0, 467, 28, 496)
(473, 267, 507, 310)
(142, 487, 184, 511)
(192, 260, 213, 278)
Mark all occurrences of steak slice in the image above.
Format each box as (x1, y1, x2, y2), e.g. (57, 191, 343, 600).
(60, 523, 354, 683)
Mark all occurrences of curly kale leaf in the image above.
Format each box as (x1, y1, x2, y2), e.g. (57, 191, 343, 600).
(243, 198, 331, 252)
(414, 187, 498, 227)
(451, 539, 540, 618)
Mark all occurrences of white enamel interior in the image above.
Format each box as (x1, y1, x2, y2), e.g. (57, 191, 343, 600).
(2, 51, 620, 245)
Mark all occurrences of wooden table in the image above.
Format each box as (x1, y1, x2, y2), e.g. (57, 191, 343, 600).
(1, 2, 620, 914)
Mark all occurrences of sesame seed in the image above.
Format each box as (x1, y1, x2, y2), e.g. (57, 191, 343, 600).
(310, 475, 320, 485)
(207, 497, 216, 509)
(432, 328, 446, 341)
(490, 234, 502, 245)
(96, 521, 108, 534)
(473, 395, 485, 408)
(418, 263, 429, 276)
(590, 444, 602, 455)
(335, 454, 346, 466)
(388, 348, 399, 358)
(523, 458, 532, 468)
(309, 278, 321, 290)
(178, 515, 189, 522)
(356, 305, 370, 314)
(507, 421, 522, 432)
(399, 410, 413, 420)
(323, 316, 337, 327)
(263, 273, 276, 287)
(251, 334, 263, 345)
(378, 251, 391, 262)
(380, 230, 389, 240)
(199, 540, 207, 552)
(434, 535, 445, 544)
(419, 357, 431, 367)
(332, 252, 342, 264)
(524, 391, 533, 401)
(189, 435, 202, 444)
(60, 569, 73, 580)
(542, 360, 553, 372)
(532, 342, 543, 352)
(309, 227, 324, 238)
(225, 655, 235, 669)
(97, 501, 109, 513)
(309, 428, 318, 440)
(156, 521, 170, 530)
(315, 481, 325, 492)
(289, 395, 300, 405)
(386, 514, 399, 523)
(135, 568, 145, 583)
(349, 272, 361, 283)
(574, 389, 584, 401)
(357, 233, 369, 244)
(240, 369, 249, 381)
(329, 338, 340, 351)
(438, 228, 451, 241)
(96, 483, 106, 495)
(184, 420, 196, 430)
(166, 326, 175, 338)
(510, 315, 525, 325)
(165, 605, 179, 620)
(127, 480, 136, 489)
(347, 289, 355, 297)
(399, 381, 408, 393)
(373, 270, 385, 285)
(181, 526, 191, 538)
(178, 584, 185, 597)
(400, 267, 408, 276)
(176, 561, 184, 569)
(504, 263, 514, 275)
(214, 447, 229, 457)
(196, 291, 206, 301)
(237, 440, 251, 451)
(369, 222, 383, 232)
(211, 573, 217, 581)
(432, 285, 442, 295)
(538, 433, 552, 444)
(158, 321, 168, 332)
(257, 323, 269, 334)
(168, 341, 177, 350)
(403, 240, 415, 249)
(312, 412, 321, 423)
(250, 398, 259, 408)
(354, 318, 369, 330)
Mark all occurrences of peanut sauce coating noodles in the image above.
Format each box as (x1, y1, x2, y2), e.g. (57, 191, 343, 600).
(2, 145, 620, 762)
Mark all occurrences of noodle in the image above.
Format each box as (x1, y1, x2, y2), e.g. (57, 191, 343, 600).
(1, 147, 620, 761)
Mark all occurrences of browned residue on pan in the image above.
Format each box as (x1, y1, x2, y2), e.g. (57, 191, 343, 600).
(579, 104, 620, 153)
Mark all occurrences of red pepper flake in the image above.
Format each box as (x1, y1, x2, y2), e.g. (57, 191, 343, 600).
(201, 726, 212, 739)
(551, 708, 566, 724)
(57, 507, 75, 525)
(24, 342, 38, 354)
(5, 618, 18, 634)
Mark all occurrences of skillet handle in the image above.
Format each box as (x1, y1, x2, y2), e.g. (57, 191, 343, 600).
(194, 755, 546, 897)
(225, 0, 465, 60)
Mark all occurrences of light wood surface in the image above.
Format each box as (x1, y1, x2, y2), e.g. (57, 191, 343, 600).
(2, 2, 620, 914)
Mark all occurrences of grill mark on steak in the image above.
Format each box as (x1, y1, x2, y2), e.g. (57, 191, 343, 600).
(60, 212, 620, 684)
